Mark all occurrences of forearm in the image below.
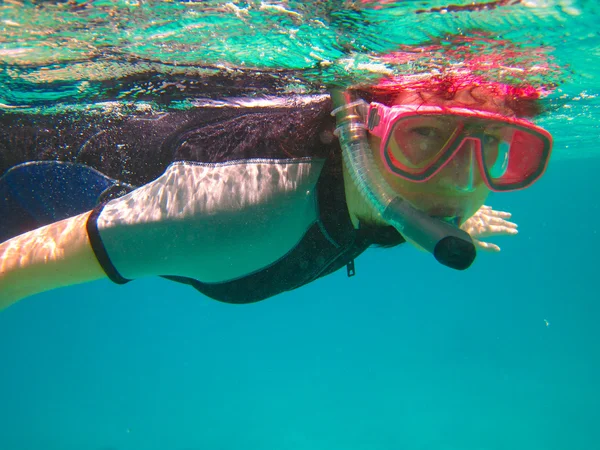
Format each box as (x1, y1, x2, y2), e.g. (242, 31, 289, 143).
(0, 211, 106, 310)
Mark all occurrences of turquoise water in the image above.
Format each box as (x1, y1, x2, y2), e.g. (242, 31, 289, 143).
(1, 159, 598, 450)
(1, 1, 600, 449)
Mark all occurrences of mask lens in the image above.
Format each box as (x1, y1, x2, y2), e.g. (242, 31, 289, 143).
(385, 116, 459, 175)
(481, 127, 548, 190)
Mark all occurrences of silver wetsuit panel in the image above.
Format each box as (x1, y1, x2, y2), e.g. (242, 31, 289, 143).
(95, 158, 324, 283)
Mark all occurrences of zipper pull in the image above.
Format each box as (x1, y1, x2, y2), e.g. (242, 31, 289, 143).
(346, 259, 356, 277)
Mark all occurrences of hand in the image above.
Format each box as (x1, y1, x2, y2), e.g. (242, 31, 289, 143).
(460, 205, 518, 252)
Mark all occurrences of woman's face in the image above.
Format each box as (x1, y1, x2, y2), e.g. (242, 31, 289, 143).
(369, 89, 514, 222)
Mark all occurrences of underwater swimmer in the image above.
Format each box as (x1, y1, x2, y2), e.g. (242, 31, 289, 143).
(0, 75, 552, 309)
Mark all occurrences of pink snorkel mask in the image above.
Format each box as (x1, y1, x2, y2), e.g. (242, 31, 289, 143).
(367, 102, 553, 192)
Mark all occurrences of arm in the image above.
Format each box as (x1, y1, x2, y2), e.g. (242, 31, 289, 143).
(0, 211, 106, 310)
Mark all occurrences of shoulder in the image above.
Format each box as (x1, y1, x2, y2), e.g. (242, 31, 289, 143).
(173, 94, 337, 162)
(1, 94, 336, 181)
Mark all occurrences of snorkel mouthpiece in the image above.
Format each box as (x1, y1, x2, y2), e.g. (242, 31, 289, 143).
(330, 89, 476, 270)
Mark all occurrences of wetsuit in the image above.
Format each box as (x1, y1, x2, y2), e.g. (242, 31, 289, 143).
(0, 95, 403, 303)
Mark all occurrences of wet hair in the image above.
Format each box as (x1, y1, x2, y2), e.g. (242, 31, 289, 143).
(353, 73, 545, 118)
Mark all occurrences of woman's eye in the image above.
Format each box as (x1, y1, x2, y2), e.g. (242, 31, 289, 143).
(411, 127, 445, 139)
(483, 134, 501, 146)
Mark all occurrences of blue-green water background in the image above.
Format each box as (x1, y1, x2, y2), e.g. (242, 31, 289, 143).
(1, 1, 600, 449)
(2, 160, 598, 450)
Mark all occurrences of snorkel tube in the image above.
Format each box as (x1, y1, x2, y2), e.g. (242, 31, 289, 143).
(330, 89, 476, 270)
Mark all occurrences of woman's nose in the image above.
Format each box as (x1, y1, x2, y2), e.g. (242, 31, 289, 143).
(439, 139, 482, 192)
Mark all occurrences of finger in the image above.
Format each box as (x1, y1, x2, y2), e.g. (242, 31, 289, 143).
(484, 209, 512, 219)
(474, 224, 519, 238)
(486, 217, 518, 229)
(474, 239, 501, 252)
(478, 205, 511, 217)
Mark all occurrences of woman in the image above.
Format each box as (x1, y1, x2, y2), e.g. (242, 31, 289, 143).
(0, 74, 552, 309)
